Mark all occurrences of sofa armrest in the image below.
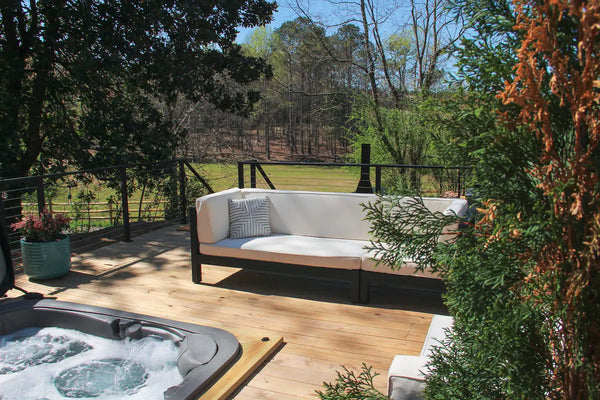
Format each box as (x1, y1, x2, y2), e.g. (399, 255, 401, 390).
(420, 315, 453, 357)
(442, 198, 469, 218)
(195, 188, 243, 243)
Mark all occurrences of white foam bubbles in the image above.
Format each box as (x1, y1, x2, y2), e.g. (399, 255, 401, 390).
(0, 327, 183, 400)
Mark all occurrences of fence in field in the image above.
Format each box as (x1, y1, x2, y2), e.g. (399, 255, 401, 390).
(22, 200, 171, 224)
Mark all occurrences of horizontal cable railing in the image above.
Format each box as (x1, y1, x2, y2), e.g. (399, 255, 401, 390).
(237, 160, 472, 197)
(1, 159, 213, 267)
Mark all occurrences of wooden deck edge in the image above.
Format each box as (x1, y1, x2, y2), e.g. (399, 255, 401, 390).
(199, 336, 284, 400)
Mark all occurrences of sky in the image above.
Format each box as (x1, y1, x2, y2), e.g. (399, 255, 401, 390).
(236, 2, 302, 43)
(235, 0, 409, 44)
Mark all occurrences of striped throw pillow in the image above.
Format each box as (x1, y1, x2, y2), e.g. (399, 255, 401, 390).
(228, 197, 271, 239)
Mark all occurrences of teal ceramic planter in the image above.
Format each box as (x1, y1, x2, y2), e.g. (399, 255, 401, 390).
(20, 236, 71, 279)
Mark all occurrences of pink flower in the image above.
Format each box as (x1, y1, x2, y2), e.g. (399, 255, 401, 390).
(11, 211, 70, 242)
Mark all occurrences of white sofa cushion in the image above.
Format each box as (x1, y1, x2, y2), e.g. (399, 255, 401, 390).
(360, 252, 438, 279)
(228, 197, 271, 239)
(199, 234, 367, 270)
(421, 197, 467, 214)
(421, 314, 453, 357)
(196, 189, 468, 245)
(241, 189, 377, 241)
(442, 198, 469, 216)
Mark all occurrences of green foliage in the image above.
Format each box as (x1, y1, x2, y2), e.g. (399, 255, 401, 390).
(0, 0, 275, 178)
(363, 196, 460, 272)
(425, 201, 552, 399)
(347, 98, 466, 193)
(364, 125, 554, 398)
(317, 364, 389, 400)
(450, 0, 520, 93)
(348, 100, 434, 166)
(362, 1, 600, 398)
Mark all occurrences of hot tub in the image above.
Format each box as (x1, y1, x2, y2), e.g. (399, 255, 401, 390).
(0, 209, 240, 399)
(0, 299, 241, 399)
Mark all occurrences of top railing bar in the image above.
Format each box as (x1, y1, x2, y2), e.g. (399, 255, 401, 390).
(239, 160, 472, 170)
(0, 158, 188, 184)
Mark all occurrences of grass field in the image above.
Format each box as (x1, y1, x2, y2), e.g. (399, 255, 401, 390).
(194, 163, 362, 192)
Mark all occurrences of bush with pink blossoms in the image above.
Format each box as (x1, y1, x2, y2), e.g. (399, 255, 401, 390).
(11, 211, 70, 242)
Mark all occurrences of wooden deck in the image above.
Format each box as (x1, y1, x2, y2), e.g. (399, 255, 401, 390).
(8, 226, 447, 399)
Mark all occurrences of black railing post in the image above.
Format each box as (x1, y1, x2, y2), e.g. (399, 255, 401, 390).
(375, 166, 382, 194)
(355, 144, 373, 193)
(178, 160, 187, 224)
(250, 162, 257, 188)
(238, 162, 244, 188)
(119, 167, 131, 242)
(36, 177, 45, 214)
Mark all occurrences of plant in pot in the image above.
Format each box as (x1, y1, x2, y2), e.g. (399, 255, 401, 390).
(11, 211, 71, 279)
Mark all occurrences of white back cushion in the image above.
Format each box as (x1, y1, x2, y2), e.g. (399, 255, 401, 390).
(195, 189, 468, 243)
(242, 189, 378, 241)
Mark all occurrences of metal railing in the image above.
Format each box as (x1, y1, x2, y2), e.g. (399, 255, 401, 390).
(237, 160, 472, 196)
(1, 159, 213, 266)
(2, 151, 471, 267)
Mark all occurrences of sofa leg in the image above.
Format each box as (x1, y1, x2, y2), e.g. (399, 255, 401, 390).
(192, 263, 202, 284)
(359, 271, 369, 304)
(189, 206, 202, 284)
(351, 270, 361, 303)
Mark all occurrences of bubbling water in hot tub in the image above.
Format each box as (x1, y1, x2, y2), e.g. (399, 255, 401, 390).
(0, 327, 183, 400)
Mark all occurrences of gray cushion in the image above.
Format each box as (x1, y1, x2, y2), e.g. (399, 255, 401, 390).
(388, 376, 425, 400)
(228, 197, 271, 239)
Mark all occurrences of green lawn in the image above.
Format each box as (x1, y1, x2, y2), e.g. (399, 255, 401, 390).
(193, 163, 362, 193)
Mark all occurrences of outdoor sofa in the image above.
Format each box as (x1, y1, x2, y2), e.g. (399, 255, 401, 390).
(189, 188, 468, 303)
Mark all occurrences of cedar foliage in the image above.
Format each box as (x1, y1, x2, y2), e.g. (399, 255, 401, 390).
(362, 0, 599, 399)
(497, 0, 600, 397)
(317, 364, 389, 400)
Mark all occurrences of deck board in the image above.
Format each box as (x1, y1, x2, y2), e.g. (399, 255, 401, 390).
(9, 226, 447, 399)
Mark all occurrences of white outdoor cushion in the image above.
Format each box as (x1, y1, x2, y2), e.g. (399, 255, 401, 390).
(421, 315, 453, 357)
(241, 189, 377, 241)
(421, 197, 467, 214)
(199, 234, 367, 270)
(196, 188, 243, 243)
(387, 315, 453, 400)
(360, 253, 438, 279)
(228, 197, 271, 239)
(442, 198, 469, 217)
